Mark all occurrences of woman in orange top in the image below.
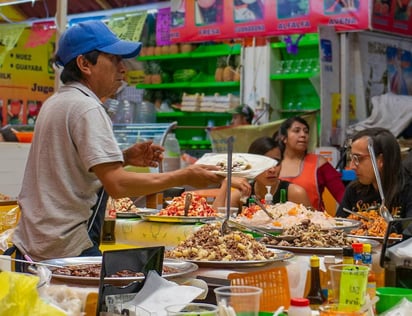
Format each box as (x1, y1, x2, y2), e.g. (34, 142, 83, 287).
(276, 116, 345, 211)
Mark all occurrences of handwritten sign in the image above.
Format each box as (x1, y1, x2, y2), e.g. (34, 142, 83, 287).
(338, 265, 369, 311)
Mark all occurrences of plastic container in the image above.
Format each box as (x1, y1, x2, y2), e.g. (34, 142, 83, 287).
(162, 133, 181, 172)
(376, 287, 412, 314)
(288, 298, 312, 316)
(135, 100, 156, 123)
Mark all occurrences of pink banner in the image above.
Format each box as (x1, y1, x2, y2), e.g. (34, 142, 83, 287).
(170, 0, 371, 43)
(25, 21, 56, 48)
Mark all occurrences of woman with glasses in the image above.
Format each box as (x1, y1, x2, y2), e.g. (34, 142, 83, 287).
(212, 136, 311, 210)
(335, 127, 412, 218)
(276, 116, 345, 212)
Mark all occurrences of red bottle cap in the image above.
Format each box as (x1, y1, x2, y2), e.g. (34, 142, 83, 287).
(290, 297, 310, 306)
(352, 242, 363, 253)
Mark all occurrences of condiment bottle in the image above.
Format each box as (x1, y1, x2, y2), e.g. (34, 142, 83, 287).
(264, 185, 273, 205)
(362, 243, 376, 301)
(280, 188, 286, 203)
(306, 255, 327, 310)
(342, 247, 354, 264)
(288, 298, 312, 316)
(321, 255, 336, 303)
(352, 242, 364, 265)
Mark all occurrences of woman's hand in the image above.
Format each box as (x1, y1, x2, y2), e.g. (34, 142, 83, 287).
(123, 141, 164, 167)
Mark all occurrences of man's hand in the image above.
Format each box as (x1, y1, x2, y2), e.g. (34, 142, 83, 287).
(123, 141, 164, 167)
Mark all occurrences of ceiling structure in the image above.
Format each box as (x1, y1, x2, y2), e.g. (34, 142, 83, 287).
(0, 0, 167, 23)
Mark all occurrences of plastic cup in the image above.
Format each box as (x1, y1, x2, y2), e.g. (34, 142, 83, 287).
(165, 303, 218, 315)
(319, 304, 366, 316)
(329, 264, 369, 311)
(376, 287, 412, 314)
(214, 285, 262, 316)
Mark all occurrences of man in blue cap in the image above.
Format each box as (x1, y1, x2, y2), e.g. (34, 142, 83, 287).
(8, 21, 222, 267)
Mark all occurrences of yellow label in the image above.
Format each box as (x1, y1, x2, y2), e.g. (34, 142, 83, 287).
(338, 265, 369, 311)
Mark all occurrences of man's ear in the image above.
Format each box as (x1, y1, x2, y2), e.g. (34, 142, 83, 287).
(76, 55, 92, 75)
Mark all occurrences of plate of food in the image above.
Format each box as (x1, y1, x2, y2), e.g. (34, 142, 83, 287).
(195, 153, 278, 178)
(235, 202, 361, 232)
(39, 257, 198, 286)
(165, 222, 294, 268)
(259, 221, 380, 254)
(140, 192, 217, 223)
(345, 209, 403, 241)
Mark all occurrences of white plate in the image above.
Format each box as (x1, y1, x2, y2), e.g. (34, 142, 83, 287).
(195, 153, 278, 179)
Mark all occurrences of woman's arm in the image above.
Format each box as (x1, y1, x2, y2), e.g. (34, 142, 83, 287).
(317, 160, 346, 203)
(288, 183, 312, 207)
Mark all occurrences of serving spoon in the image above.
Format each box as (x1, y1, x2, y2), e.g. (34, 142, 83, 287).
(221, 136, 234, 235)
(367, 137, 393, 223)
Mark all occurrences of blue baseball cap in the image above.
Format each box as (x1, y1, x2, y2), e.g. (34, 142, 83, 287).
(55, 20, 142, 66)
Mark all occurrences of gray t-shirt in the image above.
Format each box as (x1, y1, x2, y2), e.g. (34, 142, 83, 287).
(13, 82, 123, 261)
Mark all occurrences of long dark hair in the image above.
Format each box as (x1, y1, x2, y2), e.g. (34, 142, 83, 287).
(248, 136, 284, 160)
(350, 127, 404, 211)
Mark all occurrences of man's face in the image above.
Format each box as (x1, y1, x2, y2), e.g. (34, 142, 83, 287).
(231, 114, 247, 126)
(349, 136, 376, 185)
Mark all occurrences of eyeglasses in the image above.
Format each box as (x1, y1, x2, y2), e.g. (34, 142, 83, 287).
(349, 153, 370, 166)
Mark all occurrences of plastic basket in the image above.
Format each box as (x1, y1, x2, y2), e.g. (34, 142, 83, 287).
(0, 202, 20, 234)
(228, 266, 290, 312)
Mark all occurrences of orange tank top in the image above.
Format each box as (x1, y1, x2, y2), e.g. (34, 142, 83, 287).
(280, 154, 321, 210)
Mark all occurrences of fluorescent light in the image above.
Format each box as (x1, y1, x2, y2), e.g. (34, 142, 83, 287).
(0, 0, 35, 7)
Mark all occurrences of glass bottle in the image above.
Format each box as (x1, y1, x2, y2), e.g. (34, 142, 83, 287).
(306, 255, 327, 310)
(321, 255, 336, 303)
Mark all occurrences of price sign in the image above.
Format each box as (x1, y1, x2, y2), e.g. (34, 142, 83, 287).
(338, 265, 369, 311)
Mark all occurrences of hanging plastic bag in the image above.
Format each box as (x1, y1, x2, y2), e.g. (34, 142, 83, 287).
(0, 271, 67, 315)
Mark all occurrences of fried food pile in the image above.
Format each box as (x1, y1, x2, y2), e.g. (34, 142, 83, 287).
(165, 222, 275, 261)
(348, 210, 402, 238)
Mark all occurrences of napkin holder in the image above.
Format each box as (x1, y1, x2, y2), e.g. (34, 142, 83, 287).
(97, 246, 165, 314)
(380, 217, 412, 288)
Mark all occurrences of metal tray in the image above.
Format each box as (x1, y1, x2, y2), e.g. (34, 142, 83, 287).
(239, 218, 360, 234)
(40, 257, 198, 286)
(346, 234, 402, 243)
(177, 248, 294, 269)
(139, 214, 217, 223)
(116, 208, 158, 219)
(263, 238, 380, 255)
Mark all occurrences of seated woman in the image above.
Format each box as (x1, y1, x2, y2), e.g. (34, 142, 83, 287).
(212, 136, 311, 211)
(336, 127, 412, 219)
(276, 116, 345, 211)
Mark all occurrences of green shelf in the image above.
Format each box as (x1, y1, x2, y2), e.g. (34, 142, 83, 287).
(156, 111, 231, 118)
(138, 44, 241, 61)
(137, 81, 240, 90)
(271, 33, 319, 48)
(270, 72, 319, 80)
